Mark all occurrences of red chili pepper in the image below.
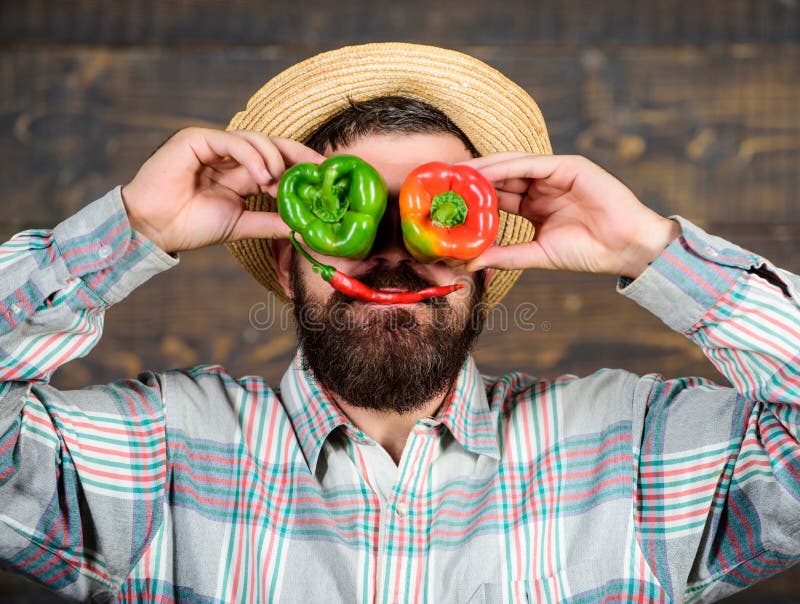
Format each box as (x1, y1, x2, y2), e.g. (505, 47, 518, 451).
(290, 232, 464, 304)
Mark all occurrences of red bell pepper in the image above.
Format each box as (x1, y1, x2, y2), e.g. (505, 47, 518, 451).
(399, 162, 498, 263)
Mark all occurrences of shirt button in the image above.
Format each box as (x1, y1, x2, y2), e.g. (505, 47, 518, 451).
(10, 302, 22, 315)
(395, 500, 409, 518)
(704, 246, 719, 257)
(98, 245, 112, 259)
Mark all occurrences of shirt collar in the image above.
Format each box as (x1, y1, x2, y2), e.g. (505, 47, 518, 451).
(279, 349, 500, 473)
(432, 355, 500, 460)
(278, 350, 356, 473)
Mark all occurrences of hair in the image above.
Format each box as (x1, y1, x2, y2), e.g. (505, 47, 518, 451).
(303, 95, 480, 157)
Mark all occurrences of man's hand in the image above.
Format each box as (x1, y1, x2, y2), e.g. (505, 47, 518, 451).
(120, 128, 325, 254)
(460, 153, 681, 279)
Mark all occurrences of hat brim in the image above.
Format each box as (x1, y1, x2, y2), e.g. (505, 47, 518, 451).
(225, 42, 552, 309)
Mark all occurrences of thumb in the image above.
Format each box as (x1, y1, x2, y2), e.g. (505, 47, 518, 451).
(230, 210, 292, 242)
(466, 241, 555, 272)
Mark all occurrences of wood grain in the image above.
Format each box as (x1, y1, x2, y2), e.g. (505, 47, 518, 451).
(1, 0, 797, 45)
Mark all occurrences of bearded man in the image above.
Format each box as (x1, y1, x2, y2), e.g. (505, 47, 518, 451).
(1, 43, 798, 603)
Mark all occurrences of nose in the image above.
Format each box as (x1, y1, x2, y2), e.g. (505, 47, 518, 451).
(369, 198, 413, 264)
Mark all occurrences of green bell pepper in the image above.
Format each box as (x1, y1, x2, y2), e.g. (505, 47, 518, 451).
(277, 155, 387, 259)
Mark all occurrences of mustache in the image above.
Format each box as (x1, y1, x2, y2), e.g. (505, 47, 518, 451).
(328, 262, 447, 308)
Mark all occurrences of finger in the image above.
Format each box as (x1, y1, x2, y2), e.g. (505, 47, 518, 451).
(269, 136, 327, 167)
(207, 165, 267, 198)
(457, 151, 533, 170)
(205, 156, 241, 171)
(230, 210, 293, 241)
(189, 129, 272, 186)
(491, 189, 551, 217)
(494, 177, 530, 194)
(230, 130, 287, 181)
(475, 155, 572, 187)
(495, 189, 524, 213)
(465, 241, 554, 272)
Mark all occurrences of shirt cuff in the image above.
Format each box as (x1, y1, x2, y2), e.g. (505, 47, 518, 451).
(51, 186, 178, 305)
(616, 215, 762, 333)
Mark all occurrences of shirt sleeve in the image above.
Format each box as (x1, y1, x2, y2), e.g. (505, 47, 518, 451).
(618, 215, 800, 603)
(0, 187, 178, 600)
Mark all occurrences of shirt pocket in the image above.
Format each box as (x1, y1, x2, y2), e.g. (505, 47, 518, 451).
(462, 561, 606, 603)
(464, 580, 530, 603)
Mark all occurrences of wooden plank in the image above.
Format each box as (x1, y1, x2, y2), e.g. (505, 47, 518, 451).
(0, 570, 71, 602)
(723, 567, 800, 603)
(0, 45, 798, 230)
(0, 0, 797, 46)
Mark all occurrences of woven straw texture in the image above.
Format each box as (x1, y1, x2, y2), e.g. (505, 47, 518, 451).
(225, 42, 552, 309)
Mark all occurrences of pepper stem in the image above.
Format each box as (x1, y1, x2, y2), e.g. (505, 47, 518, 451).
(289, 232, 335, 281)
(430, 190, 468, 228)
(312, 166, 349, 223)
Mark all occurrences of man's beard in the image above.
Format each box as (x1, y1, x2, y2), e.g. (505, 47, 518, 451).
(290, 253, 486, 415)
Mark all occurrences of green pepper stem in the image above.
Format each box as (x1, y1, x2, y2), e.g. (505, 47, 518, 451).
(321, 166, 343, 216)
(289, 232, 335, 281)
(430, 190, 468, 228)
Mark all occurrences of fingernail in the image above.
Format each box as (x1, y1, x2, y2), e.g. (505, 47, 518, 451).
(263, 169, 272, 182)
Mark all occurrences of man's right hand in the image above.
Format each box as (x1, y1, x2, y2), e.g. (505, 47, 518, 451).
(120, 127, 325, 254)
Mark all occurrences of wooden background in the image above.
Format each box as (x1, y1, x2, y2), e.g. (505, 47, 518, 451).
(1, 1, 798, 601)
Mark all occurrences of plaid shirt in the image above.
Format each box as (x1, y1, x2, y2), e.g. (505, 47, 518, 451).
(1, 186, 798, 603)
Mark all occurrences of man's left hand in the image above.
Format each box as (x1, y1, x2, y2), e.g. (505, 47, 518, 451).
(460, 153, 681, 279)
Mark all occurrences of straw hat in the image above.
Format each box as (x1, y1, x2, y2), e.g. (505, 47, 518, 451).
(225, 42, 552, 309)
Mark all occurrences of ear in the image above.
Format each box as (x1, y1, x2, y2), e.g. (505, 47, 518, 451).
(271, 238, 295, 299)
